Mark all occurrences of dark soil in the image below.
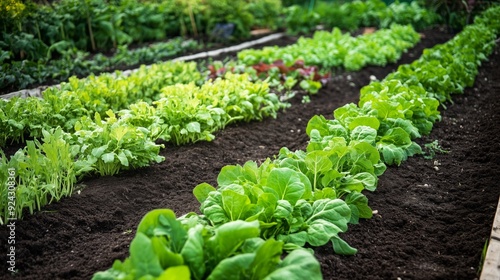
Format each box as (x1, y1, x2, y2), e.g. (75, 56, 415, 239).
(1, 27, 500, 280)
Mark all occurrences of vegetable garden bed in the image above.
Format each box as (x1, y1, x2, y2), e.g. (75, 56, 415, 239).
(2, 25, 499, 279)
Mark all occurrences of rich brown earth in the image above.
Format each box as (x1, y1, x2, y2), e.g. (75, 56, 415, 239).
(1, 27, 499, 280)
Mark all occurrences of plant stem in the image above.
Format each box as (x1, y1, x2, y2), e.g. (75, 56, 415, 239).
(188, 5, 198, 36)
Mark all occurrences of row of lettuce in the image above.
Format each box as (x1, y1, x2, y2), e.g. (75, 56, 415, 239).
(92, 5, 500, 280)
(0, 24, 422, 224)
(0, 0, 439, 92)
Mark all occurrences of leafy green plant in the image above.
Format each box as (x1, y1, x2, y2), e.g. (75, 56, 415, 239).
(71, 111, 164, 176)
(153, 73, 286, 145)
(0, 127, 93, 223)
(238, 24, 420, 71)
(203, 0, 254, 39)
(284, 0, 440, 34)
(193, 157, 361, 255)
(0, 61, 204, 145)
(93, 209, 323, 280)
(0, 37, 200, 92)
(247, 0, 284, 30)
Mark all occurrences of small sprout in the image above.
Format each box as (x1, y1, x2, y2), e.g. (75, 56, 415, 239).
(301, 95, 311, 104)
(423, 140, 449, 160)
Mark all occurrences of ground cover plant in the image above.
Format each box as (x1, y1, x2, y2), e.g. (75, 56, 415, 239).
(0, 38, 201, 93)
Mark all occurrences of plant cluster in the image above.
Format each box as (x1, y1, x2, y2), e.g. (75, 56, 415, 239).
(0, 38, 200, 92)
(93, 209, 322, 280)
(191, 1, 499, 260)
(284, 0, 440, 35)
(0, 0, 283, 93)
(208, 59, 329, 94)
(0, 61, 286, 223)
(91, 4, 500, 279)
(0, 61, 203, 145)
(238, 24, 421, 71)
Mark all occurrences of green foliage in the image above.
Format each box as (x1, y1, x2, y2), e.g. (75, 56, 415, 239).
(0, 61, 203, 145)
(152, 73, 285, 145)
(0, 38, 200, 92)
(192, 4, 500, 260)
(0, 127, 93, 223)
(247, 0, 284, 30)
(92, 209, 323, 280)
(284, 0, 440, 34)
(72, 111, 164, 176)
(238, 24, 420, 70)
(203, 0, 255, 39)
(423, 140, 449, 159)
(194, 157, 360, 255)
(0, 66, 286, 223)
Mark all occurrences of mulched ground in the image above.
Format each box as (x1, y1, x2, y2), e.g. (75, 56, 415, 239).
(1, 27, 499, 280)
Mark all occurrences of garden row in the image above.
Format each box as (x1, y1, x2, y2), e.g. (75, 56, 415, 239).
(93, 5, 500, 280)
(0, 0, 438, 92)
(0, 24, 422, 225)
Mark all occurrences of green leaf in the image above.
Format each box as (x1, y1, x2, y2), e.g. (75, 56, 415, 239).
(350, 126, 377, 145)
(331, 235, 358, 255)
(137, 209, 187, 253)
(274, 200, 293, 219)
(379, 127, 411, 146)
(92, 144, 109, 158)
(151, 236, 184, 268)
(267, 168, 306, 205)
(256, 193, 278, 222)
(158, 265, 191, 280)
(305, 150, 333, 191)
(378, 143, 406, 165)
(180, 225, 205, 280)
(263, 249, 322, 280)
(129, 233, 164, 277)
(217, 165, 243, 187)
(348, 116, 380, 130)
(306, 115, 330, 136)
(193, 183, 216, 204)
(222, 189, 251, 221)
(207, 253, 255, 280)
(201, 191, 229, 224)
(102, 152, 116, 163)
(207, 220, 260, 262)
(345, 192, 372, 220)
(186, 122, 201, 133)
(305, 199, 351, 246)
(249, 239, 284, 279)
